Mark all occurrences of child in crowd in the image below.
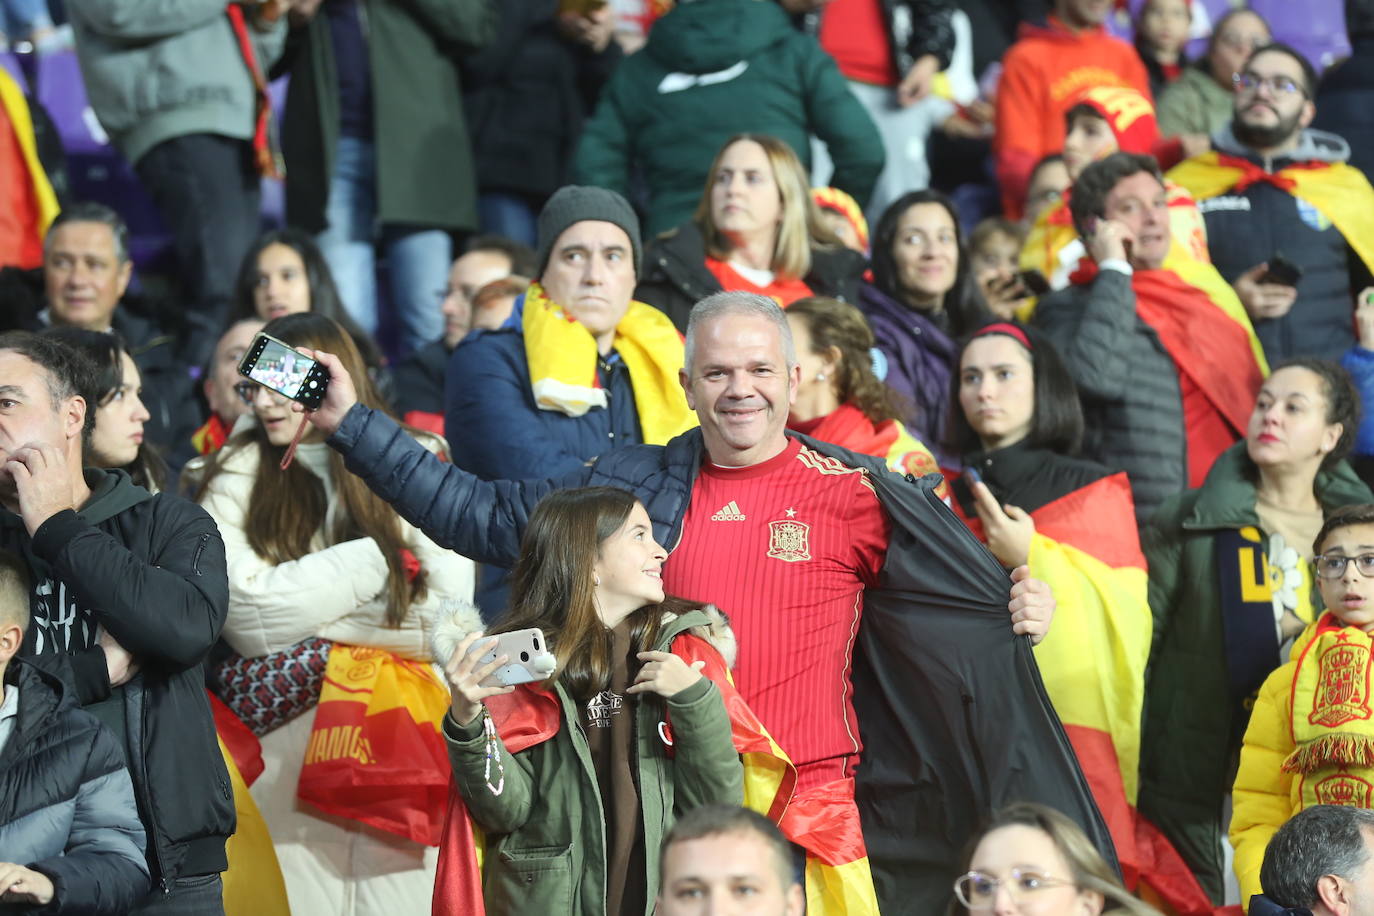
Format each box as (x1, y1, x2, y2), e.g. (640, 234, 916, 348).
(968, 217, 1029, 319)
(1135, 0, 1194, 98)
(0, 549, 150, 914)
(1232, 505, 1374, 904)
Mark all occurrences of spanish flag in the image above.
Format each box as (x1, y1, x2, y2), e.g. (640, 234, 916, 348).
(1168, 151, 1374, 274)
(432, 632, 829, 914)
(0, 68, 58, 269)
(951, 472, 1218, 914)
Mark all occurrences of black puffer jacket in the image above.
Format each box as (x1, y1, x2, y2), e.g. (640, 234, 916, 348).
(1033, 267, 1187, 524)
(635, 221, 867, 331)
(326, 406, 1114, 912)
(0, 658, 150, 915)
(4, 468, 233, 889)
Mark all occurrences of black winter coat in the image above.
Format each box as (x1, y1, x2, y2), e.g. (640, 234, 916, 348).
(4, 469, 233, 888)
(326, 406, 1115, 912)
(1315, 36, 1374, 189)
(635, 221, 867, 332)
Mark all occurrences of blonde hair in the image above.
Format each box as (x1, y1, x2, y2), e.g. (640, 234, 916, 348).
(693, 133, 843, 281)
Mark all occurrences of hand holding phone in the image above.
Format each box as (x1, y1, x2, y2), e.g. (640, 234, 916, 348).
(1258, 252, 1303, 288)
(237, 333, 331, 410)
(466, 628, 557, 688)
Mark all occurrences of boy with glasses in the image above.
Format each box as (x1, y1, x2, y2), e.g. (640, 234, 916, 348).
(1232, 504, 1374, 906)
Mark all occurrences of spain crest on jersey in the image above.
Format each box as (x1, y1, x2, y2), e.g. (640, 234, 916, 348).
(767, 519, 811, 563)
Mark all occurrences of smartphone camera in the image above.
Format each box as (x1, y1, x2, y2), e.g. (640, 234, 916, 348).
(237, 333, 330, 410)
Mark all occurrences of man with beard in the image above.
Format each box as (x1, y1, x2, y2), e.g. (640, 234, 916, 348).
(1170, 43, 1374, 364)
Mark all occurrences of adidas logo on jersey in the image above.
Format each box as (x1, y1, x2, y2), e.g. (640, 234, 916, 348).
(710, 500, 747, 521)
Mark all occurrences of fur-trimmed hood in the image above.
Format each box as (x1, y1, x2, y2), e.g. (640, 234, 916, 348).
(430, 600, 738, 670)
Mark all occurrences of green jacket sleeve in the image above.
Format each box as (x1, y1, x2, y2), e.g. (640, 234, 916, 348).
(798, 37, 884, 207)
(1141, 502, 1185, 675)
(572, 72, 634, 197)
(665, 677, 744, 811)
(1155, 79, 1202, 138)
(445, 711, 536, 834)
(396, 0, 496, 51)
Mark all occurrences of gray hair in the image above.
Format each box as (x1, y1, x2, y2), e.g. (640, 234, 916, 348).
(44, 201, 130, 264)
(683, 291, 797, 372)
(1261, 805, 1374, 908)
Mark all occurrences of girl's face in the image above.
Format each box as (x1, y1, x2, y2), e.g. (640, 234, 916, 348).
(892, 202, 959, 306)
(1245, 366, 1341, 475)
(971, 231, 1023, 319)
(592, 502, 667, 622)
(1061, 114, 1117, 182)
(253, 243, 312, 321)
(959, 335, 1036, 451)
(710, 140, 783, 242)
(963, 825, 1103, 915)
(1138, 0, 1191, 56)
(90, 352, 150, 469)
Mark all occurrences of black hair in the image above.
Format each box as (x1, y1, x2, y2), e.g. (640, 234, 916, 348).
(1270, 357, 1362, 471)
(38, 326, 167, 491)
(1244, 41, 1320, 97)
(870, 189, 991, 337)
(1069, 153, 1164, 238)
(945, 322, 1085, 457)
(1261, 806, 1374, 909)
(658, 804, 796, 891)
(1313, 504, 1374, 555)
(229, 228, 384, 369)
(45, 201, 130, 264)
(0, 330, 100, 440)
(464, 234, 539, 280)
(1063, 101, 1107, 135)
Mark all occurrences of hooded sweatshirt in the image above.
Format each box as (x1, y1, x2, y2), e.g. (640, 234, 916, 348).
(573, 0, 883, 235)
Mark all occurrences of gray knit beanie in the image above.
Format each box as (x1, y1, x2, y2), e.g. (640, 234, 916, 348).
(535, 186, 643, 279)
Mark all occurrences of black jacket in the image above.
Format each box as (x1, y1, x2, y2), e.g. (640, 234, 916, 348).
(635, 221, 867, 331)
(326, 405, 1115, 911)
(391, 338, 450, 421)
(1196, 124, 1374, 362)
(1315, 35, 1374, 185)
(110, 307, 202, 455)
(796, 0, 957, 74)
(0, 658, 150, 915)
(461, 0, 622, 201)
(1033, 267, 1187, 524)
(4, 469, 233, 888)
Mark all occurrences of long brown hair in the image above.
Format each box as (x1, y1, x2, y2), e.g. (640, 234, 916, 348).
(494, 487, 676, 702)
(693, 133, 844, 281)
(786, 296, 898, 425)
(194, 313, 437, 626)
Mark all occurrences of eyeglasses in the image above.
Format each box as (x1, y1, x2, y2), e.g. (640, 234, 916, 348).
(1314, 554, 1374, 580)
(953, 869, 1076, 909)
(1233, 72, 1306, 97)
(233, 380, 288, 407)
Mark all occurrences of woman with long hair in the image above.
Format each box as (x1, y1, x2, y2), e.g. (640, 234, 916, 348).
(635, 133, 866, 330)
(1141, 358, 1372, 903)
(192, 312, 474, 915)
(40, 326, 166, 491)
(859, 188, 990, 459)
(951, 803, 1161, 915)
(783, 296, 942, 483)
(434, 486, 770, 915)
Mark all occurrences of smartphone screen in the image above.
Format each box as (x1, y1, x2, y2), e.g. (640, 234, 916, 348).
(238, 333, 328, 409)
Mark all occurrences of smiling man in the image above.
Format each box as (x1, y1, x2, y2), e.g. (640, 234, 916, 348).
(1034, 152, 1267, 522)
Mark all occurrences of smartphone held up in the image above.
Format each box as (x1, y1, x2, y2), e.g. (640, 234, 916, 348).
(468, 628, 558, 688)
(237, 333, 331, 410)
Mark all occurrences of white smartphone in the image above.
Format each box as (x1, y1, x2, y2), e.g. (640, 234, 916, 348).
(467, 628, 557, 687)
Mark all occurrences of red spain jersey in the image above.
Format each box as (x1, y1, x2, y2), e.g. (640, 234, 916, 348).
(663, 437, 889, 792)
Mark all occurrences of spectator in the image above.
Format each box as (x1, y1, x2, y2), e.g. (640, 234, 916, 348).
(295, 291, 1108, 912)
(64, 0, 286, 368)
(275, 0, 495, 357)
(0, 331, 234, 912)
(40, 327, 165, 492)
(231, 228, 386, 374)
(1134, 0, 1192, 99)
(445, 187, 693, 620)
(435, 487, 765, 914)
(952, 802, 1162, 915)
(188, 318, 265, 459)
(39, 204, 200, 456)
(1313, 0, 1374, 182)
(191, 312, 473, 916)
(812, 0, 959, 221)
(940, 323, 1208, 911)
(0, 67, 59, 271)
(1232, 505, 1374, 905)
(1157, 8, 1271, 139)
(811, 186, 870, 254)
(656, 803, 805, 916)
(391, 235, 536, 433)
(462, 1, 623, 246)
(968, 218, 1029, 320)
(994, 0, 1150, 219)
(1250, 806, 1374, 915)
(1141, 359, 1370, 903)
(859, 189, 991, 462)
(1020, 86, 1209, 293)
(1034, 152, 1265, 522)
(783, 296, 943, 481)
(636, 134, 866, 331)
(1169, 42, 1374, 364)
(574, 0, 883, 237)
(0, 548, 151, 915)
(1024, 153, 1072, 228)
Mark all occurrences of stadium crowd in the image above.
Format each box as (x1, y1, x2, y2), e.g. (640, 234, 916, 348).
(6, 0, 1374, 914)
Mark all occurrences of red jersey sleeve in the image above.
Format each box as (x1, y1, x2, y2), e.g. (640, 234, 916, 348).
(848, 476, 890, 588)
